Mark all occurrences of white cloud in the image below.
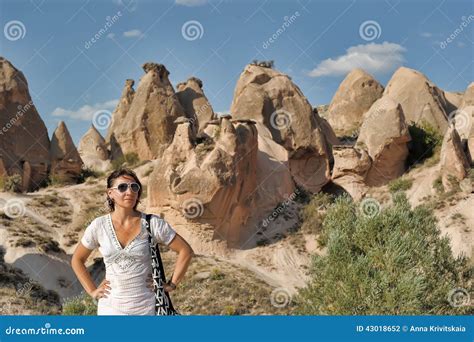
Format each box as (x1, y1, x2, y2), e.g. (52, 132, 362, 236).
(175, 0, 207, 6)
(420, 32, 433, 38)
(107, 33, 115, 39)
(123, 29, 143, 38)
(52, 99, 118, 121)
(308, 42, 406, 78)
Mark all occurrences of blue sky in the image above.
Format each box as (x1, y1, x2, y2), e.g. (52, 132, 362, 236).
(0, 0, 472, 145)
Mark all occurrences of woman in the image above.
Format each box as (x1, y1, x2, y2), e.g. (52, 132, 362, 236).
(71, 168, 194, 315)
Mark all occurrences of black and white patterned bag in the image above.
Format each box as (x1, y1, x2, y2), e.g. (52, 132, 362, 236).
(145, 214, 179, 315)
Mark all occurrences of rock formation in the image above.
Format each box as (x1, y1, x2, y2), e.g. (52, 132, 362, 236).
(439, 125, 470, 191)
(230, 63, 332, 193)
(331, 145, 371, 200)
(326, 68, 384, 136)
(78, 125, 111, 172)
(0, 56, 50, 191)
(176, 77, 215, 133)
(106, 79, 135, 160)
(49, 121, 83, 182)
(106, 63, 186, 160)
(451, 83, 474, 164)
(383, 67, 449, 133)
(147, 116, 258, 247)
(357, 97, 411, 186)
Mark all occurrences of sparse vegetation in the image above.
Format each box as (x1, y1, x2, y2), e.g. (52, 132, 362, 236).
(433, 176, 444, 194)
(1, 174, 22, 192)
(62, 293, 97, 315)
(388, 177, 413, 193)
(167, 255, 295, 315)
(300, 193, 334, 235)
(77, 167, 105, 184)
(295, 193, 473, 315)
(0, 246, 61, 314)
(407, 121, 443, 168)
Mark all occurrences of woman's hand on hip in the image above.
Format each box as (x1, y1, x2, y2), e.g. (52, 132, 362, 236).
(90, 279, 111, 300)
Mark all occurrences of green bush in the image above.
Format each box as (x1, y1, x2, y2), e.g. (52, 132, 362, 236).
(300, 192, 334, 235)
(2, 174, 22, 192)
(388, 178, 413, 193)
(433, 176, 444, 194)
(62, 292, 97, 315)
(407, 121, 443, 168)
(77, 167, 105, 184)
(295, 193, 473, 315)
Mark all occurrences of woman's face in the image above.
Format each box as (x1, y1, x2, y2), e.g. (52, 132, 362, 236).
(107, 175, 140, 210)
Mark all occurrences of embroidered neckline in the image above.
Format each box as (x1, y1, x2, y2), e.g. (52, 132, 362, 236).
(107, 212, 145, 250)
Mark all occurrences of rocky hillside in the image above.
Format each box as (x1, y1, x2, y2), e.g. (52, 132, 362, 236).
(0, 55, 472, 314)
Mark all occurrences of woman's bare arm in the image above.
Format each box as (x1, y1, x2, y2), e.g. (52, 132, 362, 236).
(71, 243, 110, 298)
(165, 233, 194, 289)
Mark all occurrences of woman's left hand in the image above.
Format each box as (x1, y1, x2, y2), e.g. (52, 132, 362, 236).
(163, 283, 175, 292)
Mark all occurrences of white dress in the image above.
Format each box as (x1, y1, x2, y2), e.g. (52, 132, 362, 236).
(80, 212, 177, 315)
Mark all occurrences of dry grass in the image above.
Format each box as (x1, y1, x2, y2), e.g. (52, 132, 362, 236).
(161, 253, 297, 315)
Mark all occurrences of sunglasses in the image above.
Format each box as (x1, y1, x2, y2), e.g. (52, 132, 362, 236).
(110, 182, 141, 193)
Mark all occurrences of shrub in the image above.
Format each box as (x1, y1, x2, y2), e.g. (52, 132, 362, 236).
(433, 176, 444, 194)
(2, 174, 22, 192)
(300, 193, 334, 235)
(407, 121, 443, 168)
(62, 293, 97, 315)
(295, 193, 473, 315)
(77, 167, 105, 184)
(388, 178, 413, 193)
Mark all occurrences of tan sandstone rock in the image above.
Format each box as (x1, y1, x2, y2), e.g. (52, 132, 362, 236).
(439, 125, 470, 190)
(0, 56, 50, 191)
(50, 121, 83, 182)
(327, 69, 384, 136)
(230, 63, 331, 193)
(147, 117, 259, 247)
(452, 83, 474, 164)
(384, 67, 449, 133)
(106, 79, 135, 160)
(107, 63, 186, 160)
(78, 125, 111, 172)
(357, 97, 411, 186)
(176, 77, 215, 133)
(331, 145, 371, 200)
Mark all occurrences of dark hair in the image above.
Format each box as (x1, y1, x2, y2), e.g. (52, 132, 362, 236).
(106, 168, 142, 211)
